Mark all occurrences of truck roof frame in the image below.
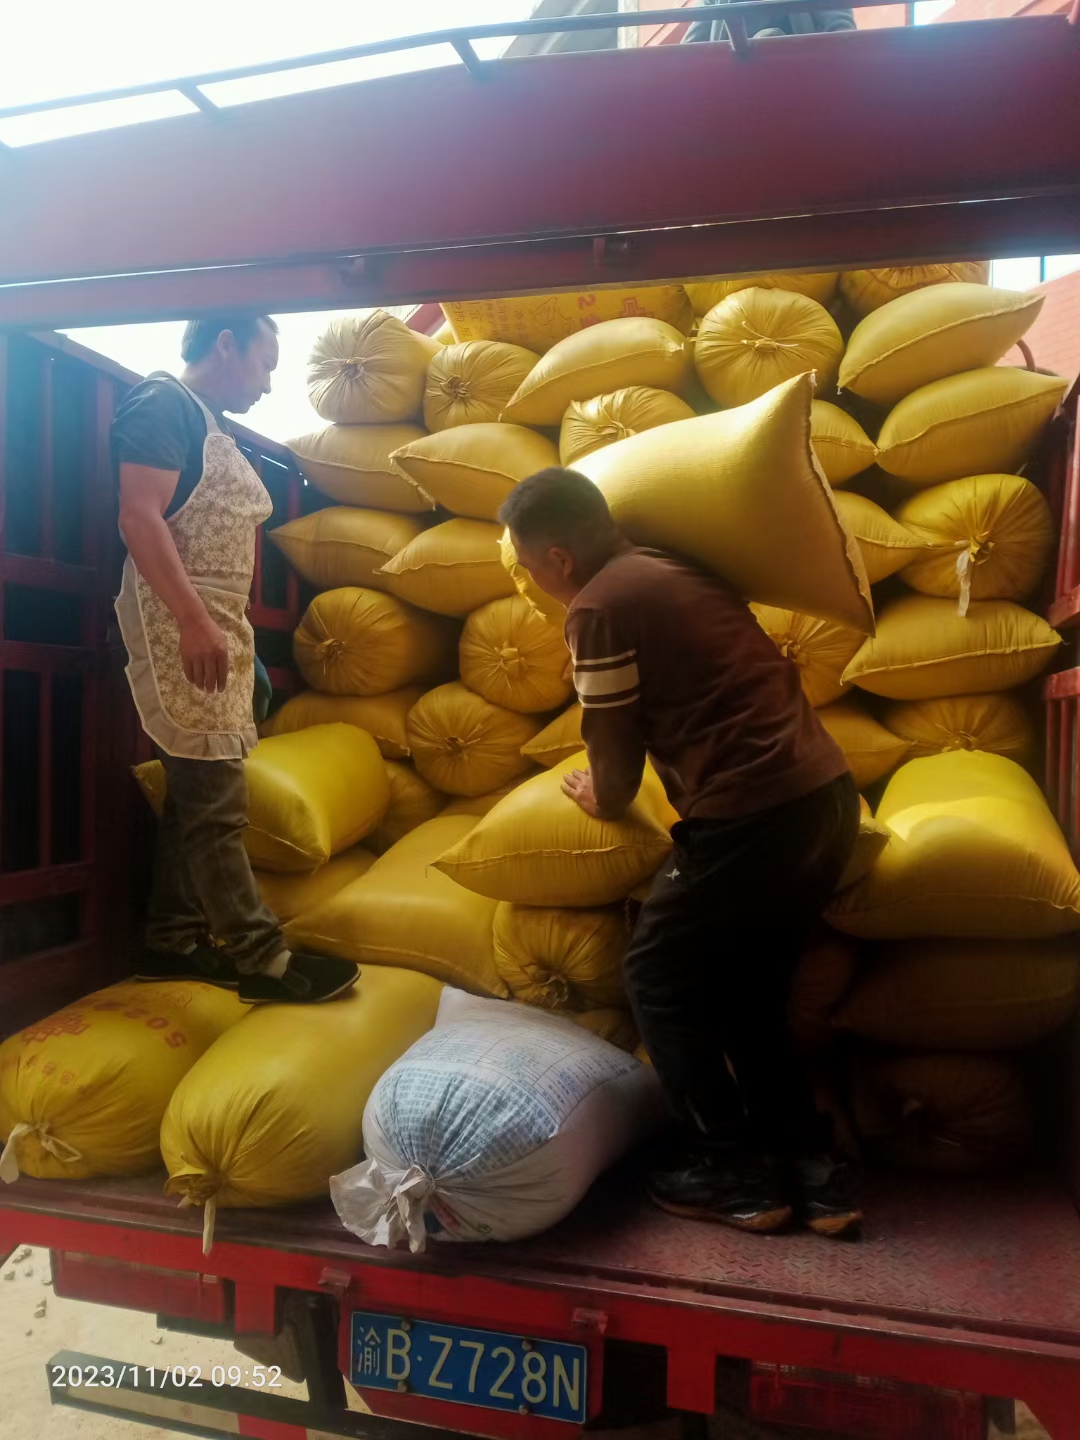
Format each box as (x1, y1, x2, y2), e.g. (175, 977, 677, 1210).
(1, 10, 1078, 328)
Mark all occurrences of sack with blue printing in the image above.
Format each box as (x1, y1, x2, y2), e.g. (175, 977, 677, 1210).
(330, 989, 663, 1250)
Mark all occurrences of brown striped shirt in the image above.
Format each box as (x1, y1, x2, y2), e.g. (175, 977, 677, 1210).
(564, 548, 847, 821)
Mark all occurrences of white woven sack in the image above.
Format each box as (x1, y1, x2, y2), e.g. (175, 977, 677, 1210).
(331, 989, 662, 1251)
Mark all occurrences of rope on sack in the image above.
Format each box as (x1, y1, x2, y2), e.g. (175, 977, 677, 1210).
(737, 320, 803, 354)
(178, 1192, 218, 1257)
(954, 536, 993, 618)
(0, 1123, 83, 1184)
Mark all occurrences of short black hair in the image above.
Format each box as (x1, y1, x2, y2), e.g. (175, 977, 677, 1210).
(180, 315, 278, 364)
(499, 466, 616, 547)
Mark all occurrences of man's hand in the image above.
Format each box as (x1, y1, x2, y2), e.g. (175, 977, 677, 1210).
(562, 768, 603, 818)
(180, 612, 230, 693)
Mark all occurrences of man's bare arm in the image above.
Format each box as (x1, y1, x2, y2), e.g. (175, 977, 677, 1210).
(118, 463, 230, 694)
(579, 703, 647, 819)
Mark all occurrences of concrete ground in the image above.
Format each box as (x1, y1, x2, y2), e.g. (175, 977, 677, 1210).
(0, 1247, 1053, 1439)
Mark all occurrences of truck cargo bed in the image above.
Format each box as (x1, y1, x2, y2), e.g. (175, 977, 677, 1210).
(4, 1163, 1080, 1349)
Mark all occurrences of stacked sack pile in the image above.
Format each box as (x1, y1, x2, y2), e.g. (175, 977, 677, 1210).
(670, 263, 1076, 1178)
(275, 267, 1080, 1189)
(275, 298, 712, 1047)
(7, 267, 1074, 1254)
(435, 265, 1078, 1183)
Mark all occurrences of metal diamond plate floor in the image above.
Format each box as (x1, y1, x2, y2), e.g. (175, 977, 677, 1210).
(6, 1165, 1080, 1346)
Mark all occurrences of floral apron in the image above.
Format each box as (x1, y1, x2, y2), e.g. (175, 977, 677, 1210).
(115, 379, 272, 760)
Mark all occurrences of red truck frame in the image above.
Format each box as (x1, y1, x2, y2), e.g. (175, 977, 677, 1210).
(3, 8, 1080, 1439)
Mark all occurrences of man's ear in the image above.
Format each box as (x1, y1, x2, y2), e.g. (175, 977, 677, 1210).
(549, 545, 576, 578)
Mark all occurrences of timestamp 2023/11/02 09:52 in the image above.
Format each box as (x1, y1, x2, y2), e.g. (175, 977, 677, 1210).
(48, 1362, 284, 1390)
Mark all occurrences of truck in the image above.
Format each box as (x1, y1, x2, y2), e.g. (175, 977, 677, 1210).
(1, 6, 1080, 1437)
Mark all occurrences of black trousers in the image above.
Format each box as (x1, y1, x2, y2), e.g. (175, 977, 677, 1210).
(624, 773, 859, 1155)
(147, 750, 286, 975)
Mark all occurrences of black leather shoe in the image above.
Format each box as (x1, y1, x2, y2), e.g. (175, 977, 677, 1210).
(134, 942, 239, 988)
(647, 1150, 792, 1233)
(791, 1154, 863, 1238)
(238, 952, 359, 1005)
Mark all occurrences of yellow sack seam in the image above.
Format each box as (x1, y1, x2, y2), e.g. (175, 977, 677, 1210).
(843, 299, 1040, 383)
(381, 558, 504, 577)
(847, 638, 1060, 682)
(882, 390, 1063, 451)
(505, 343, 686, 405)
(296, 931, 510, 996)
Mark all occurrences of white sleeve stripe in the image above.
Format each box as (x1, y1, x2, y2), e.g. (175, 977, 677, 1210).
(580, 693, 639, 710)
(573, 648, 637, 669)
(575, 662, 640, 697)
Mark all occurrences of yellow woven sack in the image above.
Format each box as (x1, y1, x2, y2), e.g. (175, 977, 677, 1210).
(433, 320, 455, 345)
(441, 779, 531, 818)
(132, 759, 166, 818)
(578, 375, 874, 632)
(381, 518, 515, 617)
(424, 341, 540, 431)
(500, 528, 566, 625)
(837, 939, 1080, 1051)
(286, 425, 433, 514)
(685, 271, 839, 316)
(441, 287, 694, 351)
(788, 936, 860, 1051)
(832, 491, 936, 584)
(391, 423, 558, 522)
(502, 318, 693, 428)
(460, 594, 573, 714)
(751, 605, 864, 708)
(694, 289, 844, 409)
(840, 284, 1045, 406)
(883, 692, 1035, 765)
(306, 312, 441, 424)
(407, 682, 540, 797)
(0, 981, 246, 1181)
(851, 1051, 1030, 1176)
(810, 401, 876, 487)
(828, 752, 1080, 939)
(288, 816, 505, 996)
(521, 704, 583, 769)
(370, 760, 445, 854)
(876, 368, 1068, 486)
(434, 753, 673, 906)
(842, 595, 1061, 700)
(160, 966, 442, 1232)
(294, 588, 456, 697)
(264, 687, 424, 760)
(255, 848, 375, 924)
(493, 903, 628, 1012)
(839, 797, 891, 891)
(817, 699, 911, 789)
(840, 263, 991, 317)
(559, 386, 696, 467)
(569, 1009, 639, 1053)
(268, 508, 426, 592)
(134, 725, 391, 873)
(896, 474, 1055, 607)
(242, 725, 390, 872)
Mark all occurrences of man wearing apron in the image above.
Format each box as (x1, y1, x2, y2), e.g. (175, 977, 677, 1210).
(112, 315, 358, 1005)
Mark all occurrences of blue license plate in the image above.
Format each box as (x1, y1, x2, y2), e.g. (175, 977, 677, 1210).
(348, 1310, 588, 1424)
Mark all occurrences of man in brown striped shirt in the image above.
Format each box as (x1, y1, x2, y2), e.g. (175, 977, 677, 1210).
(501, 468, 861, 1237)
